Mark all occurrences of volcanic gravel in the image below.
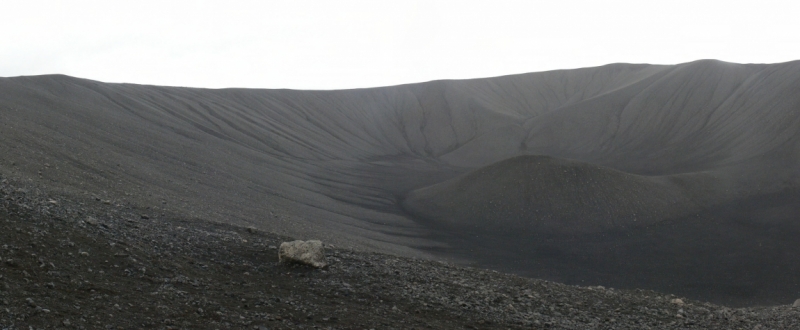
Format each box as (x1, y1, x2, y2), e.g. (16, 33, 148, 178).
(1, 174, 800, 329)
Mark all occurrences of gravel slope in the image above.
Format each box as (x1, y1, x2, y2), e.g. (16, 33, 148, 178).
(3, 174, 800, 329)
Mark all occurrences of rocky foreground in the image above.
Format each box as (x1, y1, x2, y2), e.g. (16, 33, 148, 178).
(1, 174, 799, 330)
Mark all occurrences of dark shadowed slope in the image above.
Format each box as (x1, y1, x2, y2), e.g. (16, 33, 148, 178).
(2, 60, 800, 305)
(402, 155, 800, 306)
(402, 155, 701, 235)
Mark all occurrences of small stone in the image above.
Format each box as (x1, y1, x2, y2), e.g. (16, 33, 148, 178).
(63, 319, 71, 326)
(670, 298, 685, 306)
(247, 226, 258, 233)
(140, 214, 149, 219)
(85, 217, 99, 226)
(792, 299, 800, 308)
(79, 251, 89, 257)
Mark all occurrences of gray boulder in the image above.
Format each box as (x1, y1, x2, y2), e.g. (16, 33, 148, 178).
(278, 240, 327, 268)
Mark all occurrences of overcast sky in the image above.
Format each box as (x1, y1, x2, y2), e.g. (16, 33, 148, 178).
(2, 0, 799, 89)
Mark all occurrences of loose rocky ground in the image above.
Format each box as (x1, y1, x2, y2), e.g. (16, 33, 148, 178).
(2, 173, 800, 329)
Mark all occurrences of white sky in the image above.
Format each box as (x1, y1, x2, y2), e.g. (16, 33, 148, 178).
(2, 0, 799, 89)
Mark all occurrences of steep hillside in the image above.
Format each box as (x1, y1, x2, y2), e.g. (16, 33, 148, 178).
(2, 60, 800, 304)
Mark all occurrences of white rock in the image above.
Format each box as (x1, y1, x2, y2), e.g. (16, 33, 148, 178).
(792, 299, 800, 308)
(278, 240, 327, 268)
